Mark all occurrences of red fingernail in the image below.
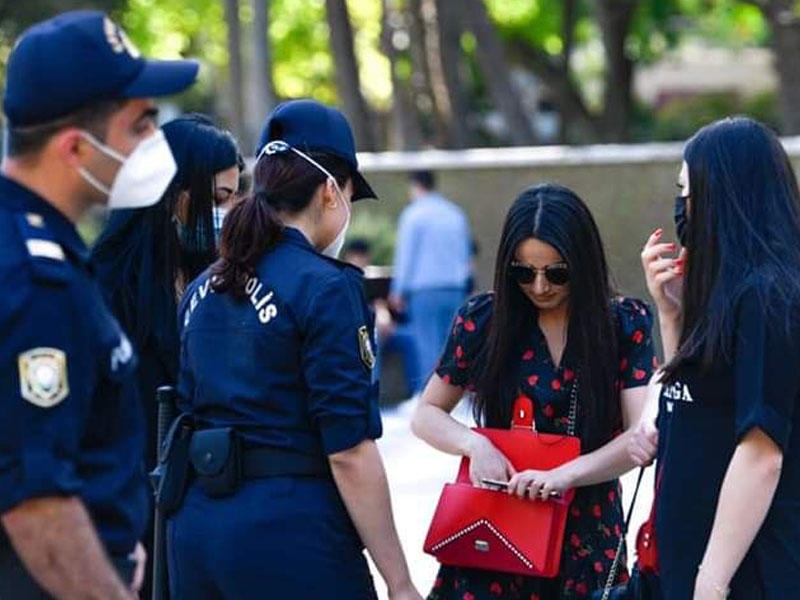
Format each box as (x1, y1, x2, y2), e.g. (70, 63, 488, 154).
(653, 228, 663, 237)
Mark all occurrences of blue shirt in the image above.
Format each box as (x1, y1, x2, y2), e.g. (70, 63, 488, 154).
(391, 192, 471, 295)
(178, 227, 382, 458)
(0, 174, 147, 556)
(657, 285, 800, 599)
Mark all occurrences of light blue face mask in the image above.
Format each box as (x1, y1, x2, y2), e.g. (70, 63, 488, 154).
(213, 205, 229, 244)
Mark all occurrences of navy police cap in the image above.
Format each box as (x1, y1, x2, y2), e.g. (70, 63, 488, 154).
(3, 11, 199, 127)
(256, 99, 378, 201)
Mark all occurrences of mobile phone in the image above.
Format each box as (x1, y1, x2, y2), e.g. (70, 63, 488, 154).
(481, 478, 509, 490)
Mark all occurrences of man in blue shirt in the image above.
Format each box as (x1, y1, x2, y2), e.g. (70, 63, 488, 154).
(0, 11, 197, 599)
(390, 170, 472, 390)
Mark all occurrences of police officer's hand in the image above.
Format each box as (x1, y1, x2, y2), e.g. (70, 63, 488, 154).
(466, 433, 516, 488)
(641, 229, 684, 321)
(130, 542, 146, 596)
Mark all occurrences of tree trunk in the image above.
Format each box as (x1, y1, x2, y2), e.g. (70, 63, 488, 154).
(407, 0, 446, 145)
(421, 0, 472, 147)
(223, 0, 247, 146)
(381, 0, 423, 150)
(763, 1, 800, 134)
(559, 0, 578, 142)
(461, 0, 535, 145)
(246, 0, 277, 144)
(325, 0, 377, 151)
(595, 0, 638, 142)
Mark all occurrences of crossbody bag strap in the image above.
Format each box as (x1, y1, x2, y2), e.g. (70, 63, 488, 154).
(600, 466, 647, 600)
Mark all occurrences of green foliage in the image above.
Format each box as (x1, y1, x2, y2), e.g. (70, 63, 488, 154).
(346, 209, 397, 265)
(647, 90, 778, 141)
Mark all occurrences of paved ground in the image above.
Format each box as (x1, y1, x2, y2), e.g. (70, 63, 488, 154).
(370, 399, 655, 599)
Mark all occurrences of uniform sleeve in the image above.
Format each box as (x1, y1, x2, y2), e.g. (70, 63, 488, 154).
(616, 297, 657, 389)
(733, 289, 800, 450)
(0, 278, 84, 516)
(435, 293, 492, 389)
(302, 271, 382, 455)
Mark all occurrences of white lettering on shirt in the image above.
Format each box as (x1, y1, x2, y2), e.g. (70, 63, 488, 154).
(663, 380, 694, 403)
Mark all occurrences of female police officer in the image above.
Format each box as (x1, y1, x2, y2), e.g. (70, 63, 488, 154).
(168, 100, 422, 600)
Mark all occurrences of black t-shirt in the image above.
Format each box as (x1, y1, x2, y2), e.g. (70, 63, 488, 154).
(657, 286, 800, 599)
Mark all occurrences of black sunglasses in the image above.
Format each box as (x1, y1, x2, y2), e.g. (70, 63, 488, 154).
(510, 261, 570, 286)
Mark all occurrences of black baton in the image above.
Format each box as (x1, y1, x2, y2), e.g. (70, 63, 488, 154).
(152, 386, 176, 600)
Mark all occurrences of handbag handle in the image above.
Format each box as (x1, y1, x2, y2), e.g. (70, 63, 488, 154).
(512, 370, 580, 438)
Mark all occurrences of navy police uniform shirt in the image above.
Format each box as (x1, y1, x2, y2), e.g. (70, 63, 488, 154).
(0, 174, 148, 556)
(656, 284, 800, 599)
(178, 226, 382, 457)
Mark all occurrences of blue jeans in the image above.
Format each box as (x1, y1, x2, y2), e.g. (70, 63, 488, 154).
(407, 287, 466, 386)
(376, 323, 420, 396)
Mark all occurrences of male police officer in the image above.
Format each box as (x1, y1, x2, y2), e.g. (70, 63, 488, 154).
(0, 11, 197, 599)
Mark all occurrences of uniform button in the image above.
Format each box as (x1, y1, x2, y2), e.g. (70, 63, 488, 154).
(204, 452, 213, 464)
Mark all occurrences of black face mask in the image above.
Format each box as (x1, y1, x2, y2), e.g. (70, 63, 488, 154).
(674, 194, 689, 247)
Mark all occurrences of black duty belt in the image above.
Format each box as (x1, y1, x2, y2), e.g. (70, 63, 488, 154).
(242, 447, 331, 479)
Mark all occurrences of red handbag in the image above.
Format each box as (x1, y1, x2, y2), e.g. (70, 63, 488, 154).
(635, 467, 662, 574)
(423, 388, 581, 578)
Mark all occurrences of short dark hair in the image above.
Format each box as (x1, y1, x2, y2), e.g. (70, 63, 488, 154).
(410, 169, 436, 190)
(5, 98, 125, 158)
(344, 238, 371, 256)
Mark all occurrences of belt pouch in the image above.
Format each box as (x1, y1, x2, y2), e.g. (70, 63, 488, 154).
(152, 414, 193, 516)
(190, 428, 241, 498)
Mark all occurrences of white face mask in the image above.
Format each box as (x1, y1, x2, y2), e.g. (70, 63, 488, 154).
(78, 129, 177, 210)
(321, 182, 351, 259)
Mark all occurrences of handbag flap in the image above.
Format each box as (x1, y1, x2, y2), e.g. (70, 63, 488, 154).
(424, 482, 571, 575)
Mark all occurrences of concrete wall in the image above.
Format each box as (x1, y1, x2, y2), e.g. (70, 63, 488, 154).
(357, 138, 800, 306)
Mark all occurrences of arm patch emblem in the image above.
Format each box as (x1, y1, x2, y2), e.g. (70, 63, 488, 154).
(358, 326, 376, 370)
(18, 348, 69, 408)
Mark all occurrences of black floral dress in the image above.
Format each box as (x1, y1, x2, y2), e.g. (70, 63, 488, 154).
(428, 293, 657, 600)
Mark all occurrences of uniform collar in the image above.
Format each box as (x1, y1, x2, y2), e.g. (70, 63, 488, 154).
(0, 173, 90, 265)
(282, 225, 316, 251)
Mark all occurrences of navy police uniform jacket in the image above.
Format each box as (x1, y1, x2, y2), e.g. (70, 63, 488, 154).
(178, 225, 382, 458)
(0, 175, 148, 556)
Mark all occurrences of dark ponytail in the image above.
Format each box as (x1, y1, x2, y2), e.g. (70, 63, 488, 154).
(210, 149, 351, 298)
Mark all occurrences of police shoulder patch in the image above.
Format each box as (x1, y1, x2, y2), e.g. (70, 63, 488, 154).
(357, 326, 376, 370)
(18, 348, 69, 408)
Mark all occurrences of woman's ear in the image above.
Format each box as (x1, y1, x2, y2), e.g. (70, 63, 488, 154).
(321, 178, 340, 209)
(174, 189, 191, 225)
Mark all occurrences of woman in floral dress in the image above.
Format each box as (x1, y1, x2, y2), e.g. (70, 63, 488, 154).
(412, 183, 656, 599)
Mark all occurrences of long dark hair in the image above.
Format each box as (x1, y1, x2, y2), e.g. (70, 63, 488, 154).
(211, 150, 351, 299)
(473, 183, 619, 452)
(91, 114, 240, 370)
(664, 117, 800, 376)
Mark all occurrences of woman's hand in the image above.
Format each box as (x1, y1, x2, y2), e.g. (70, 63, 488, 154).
(388, 580, 424, 600)
(506, 466, 576, 501)
(466, 434, 516, 487)
(130, 542, 146, 595)
(641, 229, 684, 321)
(629, 417, 659, 467)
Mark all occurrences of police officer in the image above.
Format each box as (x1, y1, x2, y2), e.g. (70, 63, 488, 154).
(0, 11, 197, 599)
(170, 100, 422, 599)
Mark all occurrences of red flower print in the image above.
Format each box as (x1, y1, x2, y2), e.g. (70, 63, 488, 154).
(489, 581, 503, 595)
(522, 349, 535, 360)
(434, 578, 443, 589)
(570, 506, 581, 518)
(564, 368, 575, 381)
(456, 345, 464, 358)
(464, 319, 476, 332)
(576, 582, 589, 595)
(620, 571, 631, 583)
(631, 330, 644, 344)
(592, 504, 602, 518)
(619, 358, 628, 372)
(456, 315, 463, 325)
(463, 593, 475, 600)
(634, 368, 647, 381)
(543, 404, 554, 418)
(441, 374, 451, 385)
(530, 595, 541, 600)
(594, 561, 604, 573)
(605, 548, 617, 559)
(577, 548, 590, 558)
(614, 524, 622, 536)
(551, 379, 562, 391)
(570, 533, 581, 547)
(527, 374, 539, 386)
(608, 489, 616, 502)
